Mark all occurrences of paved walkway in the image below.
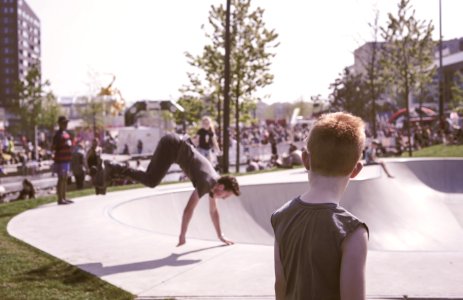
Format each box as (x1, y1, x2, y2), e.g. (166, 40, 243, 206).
(7, 159, 463, 299)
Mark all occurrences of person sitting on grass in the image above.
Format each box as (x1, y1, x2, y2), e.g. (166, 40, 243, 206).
(364, 140, 394, 178)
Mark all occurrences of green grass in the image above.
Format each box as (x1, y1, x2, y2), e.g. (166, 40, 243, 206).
(0, 187, 135, 300)
(401, 144, 463, 157)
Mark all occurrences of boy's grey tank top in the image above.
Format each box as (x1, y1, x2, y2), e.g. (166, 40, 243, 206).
(271, 196, 368, 300)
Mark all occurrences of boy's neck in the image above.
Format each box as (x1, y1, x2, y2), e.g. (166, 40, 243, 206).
(299, 172, 350, 205)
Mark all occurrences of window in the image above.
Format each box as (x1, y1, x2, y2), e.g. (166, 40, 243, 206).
(3, 57, 14, 64)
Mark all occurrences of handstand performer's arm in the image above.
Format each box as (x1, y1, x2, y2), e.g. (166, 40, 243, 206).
(209, 196, 234, 245)
(177, 190, 200, 247)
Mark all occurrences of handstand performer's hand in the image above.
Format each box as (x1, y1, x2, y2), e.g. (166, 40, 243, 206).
(219, 234, 234, 246)
(177, 235, 186, 247)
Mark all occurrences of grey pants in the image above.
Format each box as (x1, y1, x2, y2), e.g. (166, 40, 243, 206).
(128, 134, 181, 188)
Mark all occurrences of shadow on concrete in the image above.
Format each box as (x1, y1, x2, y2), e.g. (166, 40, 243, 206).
(77, 245, 227, 276)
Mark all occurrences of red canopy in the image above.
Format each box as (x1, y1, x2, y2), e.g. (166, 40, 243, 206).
(388, 107, 437, 124)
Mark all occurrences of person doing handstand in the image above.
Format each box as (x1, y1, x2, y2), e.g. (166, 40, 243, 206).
(97, 133, 240, 246)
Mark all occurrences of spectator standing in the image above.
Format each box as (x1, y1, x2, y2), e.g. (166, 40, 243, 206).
(52, 116, 73, 205)
(137, 139, 143, 155)
(194, 116, 221, 163)
(71, 142, 86, 190)
(86, 138, 105, 195)
(122, 144, 130, 155)
(268, 124, 278, 159)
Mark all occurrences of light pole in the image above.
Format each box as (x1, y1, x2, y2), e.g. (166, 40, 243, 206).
(438, 0, 444, 127)
(222, 0, 231, 174)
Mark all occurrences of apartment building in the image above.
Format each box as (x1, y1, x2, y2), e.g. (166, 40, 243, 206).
(0, 0, 40, 112)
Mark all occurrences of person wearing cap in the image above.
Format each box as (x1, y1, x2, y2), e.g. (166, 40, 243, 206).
(52, 116, 74, 205)
(364, 139, 394, 178)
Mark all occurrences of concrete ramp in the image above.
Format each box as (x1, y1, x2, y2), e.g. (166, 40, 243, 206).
(7, 158, 463, 299)
(110, 159, 463, 251)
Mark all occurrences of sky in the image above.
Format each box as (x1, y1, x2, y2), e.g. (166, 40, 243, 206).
(26, 0, 463, 105)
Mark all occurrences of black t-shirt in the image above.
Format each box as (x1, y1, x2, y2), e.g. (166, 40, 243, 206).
(196, 128, 214, 150)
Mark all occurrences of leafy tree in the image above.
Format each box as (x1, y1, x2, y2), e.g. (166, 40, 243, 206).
(329, 67, 370, 120)
(175, 95, 205, 131)
(362, 11, 387, 138)
(291, 98, 312, 119)
(449, 70, 463, 110)
(78, 96, 105, 139)
(38, 92, 61, 133)
(380, 0, 435, 156)
(179, 0, 278, 168)
(12, 65, 59, 140)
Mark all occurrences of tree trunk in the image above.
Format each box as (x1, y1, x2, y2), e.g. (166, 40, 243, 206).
(405, 84, 413, 157)
(222, 0, 231, 174)
(235, 68, 241, 174)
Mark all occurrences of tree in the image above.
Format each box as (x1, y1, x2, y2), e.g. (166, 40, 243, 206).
(78, 96, 105, 139)
(361, 11, 386, 138)
(329, 67, 370, 120)
(12, 65, 59, 143)
(38, 92, 61, 133)
(180, 0, 279, 170)
(449, 70, 463, 111)
(380, 0, 435, 156)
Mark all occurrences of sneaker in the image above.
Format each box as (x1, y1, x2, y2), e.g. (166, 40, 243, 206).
(58, 200, 72, 205)
(104, 160, 129, 181)
(95, 186, 107, 195)
(64, 199, 74, 204)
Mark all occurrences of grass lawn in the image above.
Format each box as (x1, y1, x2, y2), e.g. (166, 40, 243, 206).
(401, 144, 463, 157)
(0, 186, 137, 300)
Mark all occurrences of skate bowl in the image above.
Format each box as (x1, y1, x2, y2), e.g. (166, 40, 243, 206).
(7, 158, 463, 299)
(109, 158, 463, 251)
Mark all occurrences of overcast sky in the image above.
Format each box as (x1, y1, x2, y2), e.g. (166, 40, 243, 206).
(26, 0, 462, 104)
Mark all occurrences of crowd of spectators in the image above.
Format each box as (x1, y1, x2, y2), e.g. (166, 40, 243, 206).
(0, 112, 461, 179)
(365, 115, 462, 157)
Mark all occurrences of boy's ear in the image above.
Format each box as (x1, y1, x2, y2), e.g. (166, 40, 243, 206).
(302, 150, 310, 170)
(350, 162, 363, 178)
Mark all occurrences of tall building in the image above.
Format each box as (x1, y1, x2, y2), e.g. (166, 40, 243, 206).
(0, 0, 40, 113)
